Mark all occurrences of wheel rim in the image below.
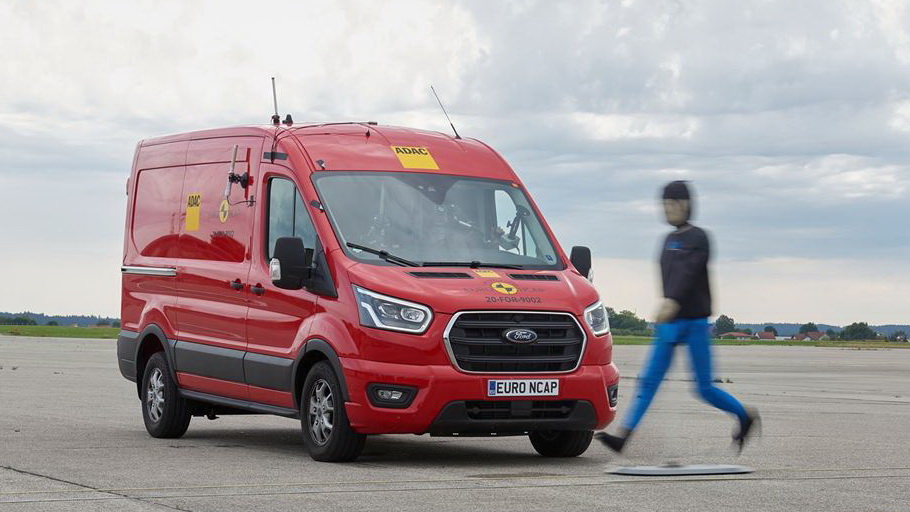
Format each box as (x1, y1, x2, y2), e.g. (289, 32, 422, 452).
(146, 368, 165, 423)
(308, 379, 335, 446)
(537, 430, 560, 442)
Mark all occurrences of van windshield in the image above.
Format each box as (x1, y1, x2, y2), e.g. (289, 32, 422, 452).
(313, 172, 562, 269)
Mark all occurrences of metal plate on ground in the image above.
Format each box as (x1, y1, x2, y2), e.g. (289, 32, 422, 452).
(609, 464, 753, 476)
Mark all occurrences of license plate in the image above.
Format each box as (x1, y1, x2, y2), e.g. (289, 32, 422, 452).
(487, 379, 559, 397)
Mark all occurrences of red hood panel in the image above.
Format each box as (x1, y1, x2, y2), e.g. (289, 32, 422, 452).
(346, 264, 600, 315)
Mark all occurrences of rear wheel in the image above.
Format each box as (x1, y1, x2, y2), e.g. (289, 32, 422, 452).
(301, 361, 366, 462)
(141, 352, 191, 438)
(529, 430, 593, 457)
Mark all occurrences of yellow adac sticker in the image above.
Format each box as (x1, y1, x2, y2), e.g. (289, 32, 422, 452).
(219, 199, 230, 223)
(491, 282, 518, 295)
(391, 146, 439, 170)
(473, 269, 500, 278)
(185, 193, 201, 232)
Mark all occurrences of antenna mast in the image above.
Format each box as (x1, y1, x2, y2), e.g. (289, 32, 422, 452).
(430, 85, 461, 139)
(271, 77, 280, 126)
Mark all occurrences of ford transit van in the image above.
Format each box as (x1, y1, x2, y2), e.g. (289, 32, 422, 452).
(118, 122, 620, 461)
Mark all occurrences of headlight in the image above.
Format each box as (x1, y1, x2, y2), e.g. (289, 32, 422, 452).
(353, 285, 433, 334)
(584, 300, 610, 336)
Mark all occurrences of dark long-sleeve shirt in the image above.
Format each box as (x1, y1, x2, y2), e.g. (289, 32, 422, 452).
(660, 225, 712, 319)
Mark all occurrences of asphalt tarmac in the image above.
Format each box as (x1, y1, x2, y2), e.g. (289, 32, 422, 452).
(1, 336, 908, 511)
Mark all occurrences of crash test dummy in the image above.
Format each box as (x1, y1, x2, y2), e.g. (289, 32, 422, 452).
(597, 181, 759, 453)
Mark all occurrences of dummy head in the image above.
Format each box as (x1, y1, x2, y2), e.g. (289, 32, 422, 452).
(662, 180, 692, 227)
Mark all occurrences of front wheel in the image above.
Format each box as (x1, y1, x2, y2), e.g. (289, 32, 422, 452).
(300, 361, 366, 462)
(529, 430, 593, 457)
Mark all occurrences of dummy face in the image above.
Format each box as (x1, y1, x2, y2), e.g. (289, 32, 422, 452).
(663, 199, 689, 227)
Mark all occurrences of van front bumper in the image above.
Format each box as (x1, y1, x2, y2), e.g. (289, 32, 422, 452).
(341, 358, 619, 435)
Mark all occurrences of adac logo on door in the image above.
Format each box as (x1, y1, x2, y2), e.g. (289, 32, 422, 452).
(391, 146, 439, 170)
(491, 282, 518, 295)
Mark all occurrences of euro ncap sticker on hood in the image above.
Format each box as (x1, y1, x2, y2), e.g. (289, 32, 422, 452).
(391, 146, 439, 170)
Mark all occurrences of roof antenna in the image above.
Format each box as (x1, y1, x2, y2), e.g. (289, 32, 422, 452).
(430, 85, 461, 139)
(270, 77, 280, 127)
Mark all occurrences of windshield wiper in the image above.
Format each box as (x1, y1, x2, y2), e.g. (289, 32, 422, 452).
(346, 243, 421, 267)
(421, 261, 524, 270)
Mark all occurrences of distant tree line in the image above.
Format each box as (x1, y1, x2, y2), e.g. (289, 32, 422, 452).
(1, 317, 121, 327)
(713, 315, 906, 342)
(0, 316, 38, 326)
(0, 312, 119, 328)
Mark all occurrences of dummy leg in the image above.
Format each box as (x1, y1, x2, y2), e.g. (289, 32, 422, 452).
(685, 318, 747, 419)
(597, 322, 677, 452)
(685, 318, 758, 450)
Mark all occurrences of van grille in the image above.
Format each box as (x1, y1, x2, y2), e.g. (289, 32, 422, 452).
(465, 400, 577, 420)
(445, 312, 585, 373)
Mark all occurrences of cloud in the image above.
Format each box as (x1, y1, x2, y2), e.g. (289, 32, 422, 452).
(0, 0, 907, 323)
(572, 112, 699, 140)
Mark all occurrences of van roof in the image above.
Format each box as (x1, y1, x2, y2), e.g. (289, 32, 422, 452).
(141, 123, 517, 181)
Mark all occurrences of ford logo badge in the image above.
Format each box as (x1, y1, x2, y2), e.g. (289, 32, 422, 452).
(503, 328, 538, 344)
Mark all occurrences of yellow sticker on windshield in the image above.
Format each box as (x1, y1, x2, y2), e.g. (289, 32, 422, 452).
(391, 146, 439, 170)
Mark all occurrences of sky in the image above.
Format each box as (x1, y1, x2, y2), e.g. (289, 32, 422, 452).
(1, 0, 908, 325)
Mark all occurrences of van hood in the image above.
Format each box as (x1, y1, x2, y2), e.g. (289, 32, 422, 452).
(346, 263, 600, 315)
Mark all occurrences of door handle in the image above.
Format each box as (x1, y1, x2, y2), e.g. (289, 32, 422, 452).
(230, 280, 243, 291)
(251, 284, 266, 296)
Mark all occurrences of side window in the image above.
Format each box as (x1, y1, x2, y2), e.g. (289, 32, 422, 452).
(267, 177, 317, 259)
(494, 190, 523, 255)
(494, 189, 543, 259)
(494, 190, 516, 229)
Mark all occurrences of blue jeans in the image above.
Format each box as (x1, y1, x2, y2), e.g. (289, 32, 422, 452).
(622, 317, 747, 431)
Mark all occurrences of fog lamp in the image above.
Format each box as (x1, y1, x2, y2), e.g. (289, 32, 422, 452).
(367, 383, 417, 409)
(377, 389, 404, 401)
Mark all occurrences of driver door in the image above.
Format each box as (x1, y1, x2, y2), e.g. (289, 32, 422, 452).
(244, 169, 319, 408)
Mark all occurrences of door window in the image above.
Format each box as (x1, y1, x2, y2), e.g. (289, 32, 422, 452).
(266, 177, 317, 258)
(494, 189, 540, 258)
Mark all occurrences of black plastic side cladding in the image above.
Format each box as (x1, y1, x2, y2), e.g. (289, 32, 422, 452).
(292, 339, 350, 409)
(173, 341, 245, 383)
(117, 330, 141, 381)
(127, 324, 179, 399)
(244, 352, 294, 392)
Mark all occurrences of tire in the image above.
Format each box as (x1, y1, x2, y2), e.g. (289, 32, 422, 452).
(141, 352, 191, 438)
(529, 430, 593, 457)
(301, 361, 366, 462)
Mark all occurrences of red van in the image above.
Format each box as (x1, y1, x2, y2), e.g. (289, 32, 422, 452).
(118, 122, 619, 461)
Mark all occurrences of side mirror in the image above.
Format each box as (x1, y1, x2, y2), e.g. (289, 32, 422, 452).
(271, 237, 313, 290)
(570, 246, 592, 280)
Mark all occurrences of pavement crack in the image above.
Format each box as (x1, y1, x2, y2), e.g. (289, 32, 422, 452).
(0, 463, 192, 511)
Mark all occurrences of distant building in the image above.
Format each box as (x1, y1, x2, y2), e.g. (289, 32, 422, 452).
(718, 331, 754, 340)
(792, 331, 826, 341)
(756, 331, 776, 340)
